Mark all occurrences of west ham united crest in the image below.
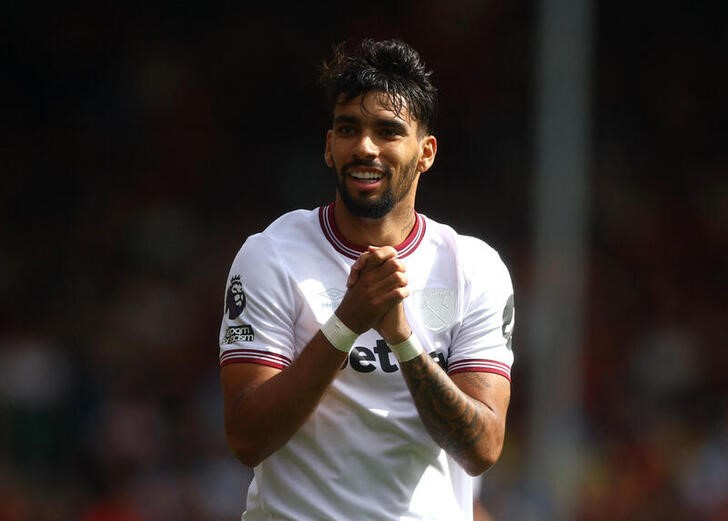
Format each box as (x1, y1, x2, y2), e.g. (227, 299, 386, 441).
(225, 274, 246, 319)
(412, 288, 456, 332)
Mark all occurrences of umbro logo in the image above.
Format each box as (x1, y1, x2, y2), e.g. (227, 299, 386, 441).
(319, 288, 345, 310)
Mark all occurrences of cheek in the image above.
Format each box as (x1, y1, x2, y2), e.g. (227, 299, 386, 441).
(326, 142, 347, 169)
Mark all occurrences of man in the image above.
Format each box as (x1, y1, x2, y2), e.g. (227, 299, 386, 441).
(219, 38, 514, 520)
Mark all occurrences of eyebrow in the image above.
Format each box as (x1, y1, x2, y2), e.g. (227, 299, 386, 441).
(333, 115, 360, 126)
(333, 115, 409, 134)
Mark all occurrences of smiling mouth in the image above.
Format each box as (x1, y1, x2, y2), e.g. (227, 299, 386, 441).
(349, 170, 384, 184)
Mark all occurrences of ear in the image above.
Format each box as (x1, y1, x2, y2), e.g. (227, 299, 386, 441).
(324, 129, 334, 168)
(417, 135, 437, 174)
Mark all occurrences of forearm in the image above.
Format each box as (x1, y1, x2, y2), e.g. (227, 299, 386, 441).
(400, 354, 506, 476)
(223, 331, 348, 467)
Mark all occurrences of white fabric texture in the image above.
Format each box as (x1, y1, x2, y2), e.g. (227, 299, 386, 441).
(220, 204, 515, 521)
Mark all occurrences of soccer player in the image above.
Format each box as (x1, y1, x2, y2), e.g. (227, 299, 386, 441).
(219, 38, 515, 520)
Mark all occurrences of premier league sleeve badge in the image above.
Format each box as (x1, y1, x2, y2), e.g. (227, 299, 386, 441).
(225, 274, 247, 319)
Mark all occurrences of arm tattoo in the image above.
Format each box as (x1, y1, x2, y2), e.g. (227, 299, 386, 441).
(401, 355, 491, 463)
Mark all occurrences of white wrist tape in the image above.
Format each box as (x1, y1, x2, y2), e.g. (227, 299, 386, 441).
(320, 313, 359, 353)
(388, 333, 424, 362)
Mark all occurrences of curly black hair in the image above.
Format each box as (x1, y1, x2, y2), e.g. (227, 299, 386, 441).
(319, 39, 438, 135)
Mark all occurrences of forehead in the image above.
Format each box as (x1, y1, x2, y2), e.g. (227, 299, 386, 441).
(334, 91, 416, 126)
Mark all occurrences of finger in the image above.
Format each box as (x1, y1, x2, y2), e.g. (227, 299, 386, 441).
(349, 249, 404, 288)
(366, 245, 398, 266)
(368, 269, 409, 297)
(352, 251, 370, 271)
(347, 252, 371, 287)
(381, 285, 410, 305)
(375, 257, 407, 277)
(368, 259, 408, 290)
(346, 273, 358, 288)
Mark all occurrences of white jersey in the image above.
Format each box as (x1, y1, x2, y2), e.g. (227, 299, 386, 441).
(219, 203, 515, 521)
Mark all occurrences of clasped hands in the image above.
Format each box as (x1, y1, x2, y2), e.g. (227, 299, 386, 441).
(335, 246, 412, 345)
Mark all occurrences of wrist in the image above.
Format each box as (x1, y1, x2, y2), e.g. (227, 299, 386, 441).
(387, 332, 424, 362)
(381, 329, 411, 346)
(320, 313, 359, 353)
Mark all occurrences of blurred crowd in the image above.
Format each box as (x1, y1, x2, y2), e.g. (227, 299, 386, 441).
(2, 2, 726, 520)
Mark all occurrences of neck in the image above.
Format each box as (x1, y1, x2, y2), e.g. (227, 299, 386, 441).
(333, 197, 416, 248)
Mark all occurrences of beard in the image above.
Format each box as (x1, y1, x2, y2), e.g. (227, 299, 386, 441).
(335, 156, 419, 219)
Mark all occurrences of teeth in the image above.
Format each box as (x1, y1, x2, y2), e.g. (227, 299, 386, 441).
(350, 171, 383, 180)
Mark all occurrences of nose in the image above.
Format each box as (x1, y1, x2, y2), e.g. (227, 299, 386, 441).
(352, 132, 378, 159)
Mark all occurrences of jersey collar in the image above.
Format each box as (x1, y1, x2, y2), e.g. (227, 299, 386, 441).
(318, 202, 426, 260)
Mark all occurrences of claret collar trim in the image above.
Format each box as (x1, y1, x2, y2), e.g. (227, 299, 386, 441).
(318, 202, 426, 260)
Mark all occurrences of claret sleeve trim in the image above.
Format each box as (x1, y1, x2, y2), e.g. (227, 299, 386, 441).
(447, 358, 511, 381)
(219, 348, 292, 369)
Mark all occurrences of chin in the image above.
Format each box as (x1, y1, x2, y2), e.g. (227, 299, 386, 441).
(336, 174, 396, 218)
(343, 195, 394, 219)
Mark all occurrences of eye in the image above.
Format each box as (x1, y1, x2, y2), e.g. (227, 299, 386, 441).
(335, 125, 356, 136)
(378, 123, 407, 139)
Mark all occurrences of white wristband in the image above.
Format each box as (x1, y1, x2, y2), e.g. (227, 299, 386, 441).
(388, 333, 424, 362)
(320, 313, 359, 353)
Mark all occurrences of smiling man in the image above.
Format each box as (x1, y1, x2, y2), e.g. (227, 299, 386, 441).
(327, 92, 431, 221)
(219, 39, 515, 521)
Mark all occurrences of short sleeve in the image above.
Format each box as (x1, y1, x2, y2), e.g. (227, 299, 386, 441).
(447, 239, 515, 381)
(219, 233, 297, 369)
